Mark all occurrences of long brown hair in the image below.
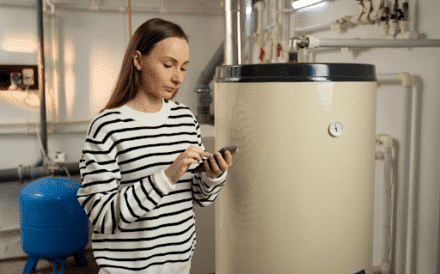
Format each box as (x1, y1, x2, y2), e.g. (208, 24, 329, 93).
(101, 18, 188, 112)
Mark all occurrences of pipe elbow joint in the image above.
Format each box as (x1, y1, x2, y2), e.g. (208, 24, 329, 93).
(398, 72, 413, 87)
(377, 134, 393, 149)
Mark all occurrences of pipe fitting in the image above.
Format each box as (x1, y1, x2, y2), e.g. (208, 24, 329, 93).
(378, 134, 393, 149)
(289, 36, 309, 52)
(398, 72, 413, 87)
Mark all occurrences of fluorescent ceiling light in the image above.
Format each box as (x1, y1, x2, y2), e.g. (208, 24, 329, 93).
(291, 0, 326, 10)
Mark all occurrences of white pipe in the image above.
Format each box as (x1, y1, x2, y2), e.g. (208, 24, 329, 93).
(376, 72, 416, 274)
(0, 1, 222, 16)
(377, 134, 393, 274)
(45, 0, 55, 14)
(408, 0, 416, 33)
(254, 0, 267, 63)
(280, 0, 291, 62)
(382, 146, 392, 272)
(404, 77, 418, 274)
(295, 22, 333, 34)
(306, 36, 440, 48)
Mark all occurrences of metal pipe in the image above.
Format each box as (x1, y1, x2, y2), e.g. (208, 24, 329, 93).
(225, 0, 241, 65)
(127, 0, 132, 39)
(0, 1, 222, 16)
(195, 42, 224, 125)
(280, 0, 291, 62)
(0, 162, 80, 183)
(196, 43, 224, 92)
(240, 0, 253, 64)
(37, 0, 48, 165)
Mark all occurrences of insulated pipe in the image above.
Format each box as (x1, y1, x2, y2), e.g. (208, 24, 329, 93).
(225, 0, 241, 65)
(37, 0, 48, 165)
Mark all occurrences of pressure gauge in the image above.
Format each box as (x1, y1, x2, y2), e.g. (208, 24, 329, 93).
(329, 121, 344, 137)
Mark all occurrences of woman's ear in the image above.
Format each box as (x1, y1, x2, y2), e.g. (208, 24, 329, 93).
(133, 50, 142, 71)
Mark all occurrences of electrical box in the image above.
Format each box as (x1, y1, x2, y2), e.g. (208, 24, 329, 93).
(0, 65, 39, 90)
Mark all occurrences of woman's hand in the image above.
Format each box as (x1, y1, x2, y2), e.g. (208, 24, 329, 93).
(165, 146, 212, 184)
(203, 148, 238, 179)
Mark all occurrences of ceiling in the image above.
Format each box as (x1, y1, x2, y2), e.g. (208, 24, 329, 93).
(0, 0, 225, 16)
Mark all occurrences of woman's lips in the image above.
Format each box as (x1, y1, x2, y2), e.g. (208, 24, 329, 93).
(164, 87, 176, 93)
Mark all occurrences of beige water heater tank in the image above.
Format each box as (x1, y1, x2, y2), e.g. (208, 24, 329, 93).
(215, 63, 377, 274)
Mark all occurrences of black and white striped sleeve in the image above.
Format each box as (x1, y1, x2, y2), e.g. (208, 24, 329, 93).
(77, 115, 169, 235)
(191, 118, 227, 207)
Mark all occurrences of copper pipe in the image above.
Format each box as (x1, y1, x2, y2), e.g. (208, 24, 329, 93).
(128, 0, 132, 39)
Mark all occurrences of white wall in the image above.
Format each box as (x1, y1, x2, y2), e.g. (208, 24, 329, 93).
(2, 0, 440, 273)
(0, 5, 223, 273)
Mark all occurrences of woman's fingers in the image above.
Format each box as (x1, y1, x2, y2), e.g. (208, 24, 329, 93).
(187, 146, 211, 162)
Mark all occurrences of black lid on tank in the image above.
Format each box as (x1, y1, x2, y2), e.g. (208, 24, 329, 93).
(216, 63, 376, 82)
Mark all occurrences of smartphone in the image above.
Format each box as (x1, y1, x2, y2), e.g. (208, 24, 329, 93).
(194, 146, 238, 173)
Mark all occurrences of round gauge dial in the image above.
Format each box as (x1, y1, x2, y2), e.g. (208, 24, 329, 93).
(329, 121, 344, 137)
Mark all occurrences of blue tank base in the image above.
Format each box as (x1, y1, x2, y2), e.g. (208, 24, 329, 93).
(23, 255, 39, 274)
(52, 258, 64, 274)
(22, 249, 89, 274)
(73, 250, 89, 267)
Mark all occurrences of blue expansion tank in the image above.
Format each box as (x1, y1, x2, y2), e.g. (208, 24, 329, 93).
(19, 176, 89, 274)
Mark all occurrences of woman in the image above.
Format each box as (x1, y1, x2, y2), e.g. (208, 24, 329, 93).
(77, 18, 236, 274)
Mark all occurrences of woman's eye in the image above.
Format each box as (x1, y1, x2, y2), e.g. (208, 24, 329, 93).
(164, 64, 172, 68)
(181, 68, 187, 72)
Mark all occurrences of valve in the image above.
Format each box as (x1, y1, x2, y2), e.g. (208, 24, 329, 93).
(360, 0, 374, 24)
(380, 6, 390, 23)
(350, 0, 365, 25)
(288, 36, 310, 63)
(370, 0, 384, 21)
(391, 0, 403, 22)
(401, 1, 409, 21)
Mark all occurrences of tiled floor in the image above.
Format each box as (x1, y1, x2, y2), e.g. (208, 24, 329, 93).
(0, 249, 99, 274)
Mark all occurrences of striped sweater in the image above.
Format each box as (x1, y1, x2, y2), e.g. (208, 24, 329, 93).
(77, 100, 226, 273)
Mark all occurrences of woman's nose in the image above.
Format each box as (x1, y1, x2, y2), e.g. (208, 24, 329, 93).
(171, 69, 184, 85)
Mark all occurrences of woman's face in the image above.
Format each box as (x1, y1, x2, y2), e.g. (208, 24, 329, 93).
(134, 37, 189, 101)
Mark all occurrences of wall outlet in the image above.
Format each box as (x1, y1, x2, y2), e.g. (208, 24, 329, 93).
(10, 73, 22, 86)
(22, 68, 34, 86)
(0, 65, 38, 90)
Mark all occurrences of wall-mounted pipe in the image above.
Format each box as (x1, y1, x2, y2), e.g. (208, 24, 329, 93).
(305, 36, 440, 48)
(375, 133, 394, 274)
(0, 1, 222, 16)
(225, 0, 241, 65)
(240, 0, 253, 64)
(195, 42, 224, 125)
(280, 0, 291, 62)
(37, 0, 48, 167)
(375, 72, 417, 274)
(0, 163, 80, 183)
(127, 0, 132, 39)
